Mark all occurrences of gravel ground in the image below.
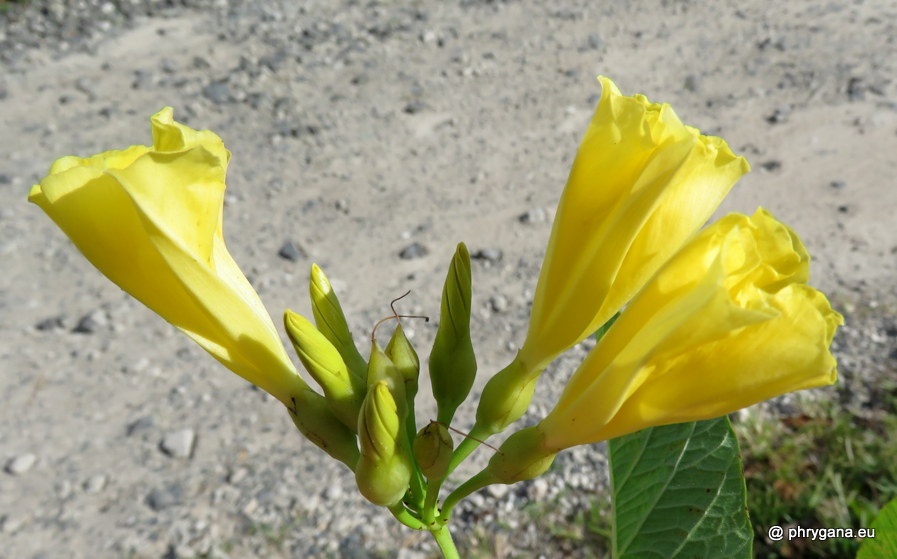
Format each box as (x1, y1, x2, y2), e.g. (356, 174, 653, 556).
(2, 0, 896, 557)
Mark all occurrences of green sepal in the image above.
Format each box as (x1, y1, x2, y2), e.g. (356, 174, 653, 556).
(288, 387, 360, 471)
(474, 355, 538, 436)
(429, 242, 477, 424)
(284, 310, 364, 431)
(486, 425, 557, 484)
(309, 263, 368, 392)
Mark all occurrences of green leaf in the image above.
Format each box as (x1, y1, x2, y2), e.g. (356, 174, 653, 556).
(857, 496, 897, 559)
(609, 417, 752, 559)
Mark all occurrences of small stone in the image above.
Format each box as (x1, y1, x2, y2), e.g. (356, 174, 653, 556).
(399, 242, 428, 260)
(683, 74, 700, 92)
(192, 56, 212, 70)
(830, 180, 847, 189)
(203, 82, 232, 104)
(126, 415, 155, 436)
(838, 205, 849, 213)
(403, 100, 428, 114)
(35, 315, 65, 331)
(160, 58, 179, 74)
(160, 429, 196, 459)
(228, 467, 248, 484)
(73, 310, 107, 334)
(760, 160, 782, 172)
(132, 70, 154, 90)
(519, 208, 546, 223)
(323, 485, 343, 500)
(5, 453, 36, 475)
(489, 295, 508, 313)
(83, 474, 107, 494)
(586, 32, 604, 50)
(487, 484, 509, 499)
(145, 483, 185, 510)
(766, 105, 791, 124)
(74, 76, 96, 97)
(335, 198, 349, 213)
(277, 240, 306, 262)
(471, 248, 503, 265)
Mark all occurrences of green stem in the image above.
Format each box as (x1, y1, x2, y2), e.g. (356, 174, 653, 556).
(389, 503, 426, 530)
(447, 423, 490, 474)
(429, 524, 460, 559)
(404, 401, 426, 510)
(422, 476, 444, 526)
(439, 469, 494, 523)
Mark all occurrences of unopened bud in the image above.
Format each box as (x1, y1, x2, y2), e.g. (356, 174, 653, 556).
(284, 310, 363, 430)
(356, 382, 413, 506)
(386, 323, 420, 401)
(413, 421, 453, 480)
(309, 264, 367, 392)
(368, 340, 407, 421)
(429, 243, 477, 424)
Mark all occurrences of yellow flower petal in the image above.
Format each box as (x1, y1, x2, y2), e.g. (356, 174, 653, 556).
(539, 209, 842, 450)
(520, 76, 749, 372)
(29, 108, 304, 405)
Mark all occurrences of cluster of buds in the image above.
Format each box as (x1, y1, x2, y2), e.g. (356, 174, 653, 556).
(283, 247, 478, 514)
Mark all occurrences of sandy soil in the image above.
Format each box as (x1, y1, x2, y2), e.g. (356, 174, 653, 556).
(1, 1, 896, 557)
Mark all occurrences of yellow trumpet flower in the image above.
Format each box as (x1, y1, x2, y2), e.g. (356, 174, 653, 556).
(538, 208, 842, 450)
(475, 76, 750, 436)
(520, 76, 750, 373)
(28, 108, 305, 406)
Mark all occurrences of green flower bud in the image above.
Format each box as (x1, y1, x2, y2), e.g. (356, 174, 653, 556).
(385, 323, 420, 400)
(475, 356, 539, 436)
(368, 340, 407, 421)
(284, 310, 364, 431)
(486, 426, 556, 484)
(429, 243, 477, 424)
(309, 263, 368, 392)
(413, 421, 453, 480)
(289, 387, 360, 471)
(356, 382, 413, 506)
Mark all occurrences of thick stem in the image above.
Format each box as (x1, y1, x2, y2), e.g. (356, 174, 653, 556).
(429, 524, 460, 559)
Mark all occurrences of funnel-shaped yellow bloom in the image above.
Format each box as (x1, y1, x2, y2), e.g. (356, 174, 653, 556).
(519, 76, 750, 373)
(28, 108, 304, 406)
(538, 209, 842, 450)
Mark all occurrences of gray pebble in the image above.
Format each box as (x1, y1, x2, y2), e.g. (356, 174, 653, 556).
(203, 82, 232, 104)
(126, 415, 155, 436)
(766, 105, 791, 124)
(586, 32, 604, 50)
(490, 294, 509, 313)
(83, 474, 107, 494)
(399, 242, 428, 260)
(830, 180, 847, 189)
(132, 69, 154, 90)
(403, 100, 428, 114)
(277, 240, 306, 262)
(5, 453, 37, 475)
(73, 310, 107, 334)
(471, 248, 503, 264)
(518, 208, 546, 224)
(145, 483, 185, 511)
(160, 429, 196, 459)
(35, 315, 65, 331)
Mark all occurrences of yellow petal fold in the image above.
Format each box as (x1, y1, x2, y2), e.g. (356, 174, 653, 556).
(538, 209, 842, 450)
(29, 108, 304, 405)
(520, 76, 750, 372)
